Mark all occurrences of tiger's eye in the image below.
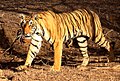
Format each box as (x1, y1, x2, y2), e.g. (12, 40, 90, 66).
(29, 20, 33, 25)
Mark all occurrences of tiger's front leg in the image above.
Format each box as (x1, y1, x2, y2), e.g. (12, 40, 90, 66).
(51, 41, 63, 71)
(16, 37, 42, 71)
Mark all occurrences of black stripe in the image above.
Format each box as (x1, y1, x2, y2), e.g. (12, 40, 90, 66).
(77, 10, 87, 36)
(85, 9, 96, 41)
(100, 40, 106, 46)
(69, 13, 75, 36)
(78, 35, 89, 40)
(68, 13, 75, 35)
(71, 12, 80, 26)
(39, 24, 45, 36)
(65, 13, 72, 39)
(73, 10, 82, 30)
(79, 45, 88, 48)
(32, 38, 39, 42)
(47, 37, 51, 42)
(81, 52, 87, 54)
(63, 14, 71, 39)
(31, 43, 39, 49)
(67, 13, 77, 38)
(77, 39, 86, 43)
(64, 35, 67, 42)
(80, 50, 87, 53)
(83, 10, 91, 36)
(50, 39, 55, 48)
(78, 9, 92, 38)
(30, 54, 34, 59)
(67, 26, 71, 39)
(95, 35, 102, 44)
(82, 16, 87, 36)
(58, 14, 65, 26)
(70, 12, 80, 37)
(25, 35, 31, 38)
(58, 14, 67, 38)
(48, 10, 56, 19)
(63, 13, 72, 39)
(30, 50, 37, 58)
(52, 39, 55, 45)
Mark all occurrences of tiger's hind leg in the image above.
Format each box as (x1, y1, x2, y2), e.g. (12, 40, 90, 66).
(76, 37, 89, 67)
(95, 34, 115, 62)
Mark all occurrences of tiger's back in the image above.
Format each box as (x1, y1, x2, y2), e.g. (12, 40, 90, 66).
(37, 9, 103, 44)
(56, 9, 97, 41)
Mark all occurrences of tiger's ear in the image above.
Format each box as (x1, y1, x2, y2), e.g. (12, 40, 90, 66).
(33, 14, 43, 20)
(19, 14, 26, 28)
(33, 14, 38, 20)
(19, 14, 26, 20)
(33, 14, 40, 20)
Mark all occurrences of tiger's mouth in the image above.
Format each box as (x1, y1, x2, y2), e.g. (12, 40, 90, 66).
(20, 33, 32, 43)
(17, 29, 32, 43)
(24, 33, 31, 39)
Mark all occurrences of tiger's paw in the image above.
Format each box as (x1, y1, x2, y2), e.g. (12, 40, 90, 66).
(50, 66, 60, 72)
(15, 65, 28, 71)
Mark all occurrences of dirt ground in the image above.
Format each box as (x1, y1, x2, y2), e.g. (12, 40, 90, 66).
(0, 0, 120, 81)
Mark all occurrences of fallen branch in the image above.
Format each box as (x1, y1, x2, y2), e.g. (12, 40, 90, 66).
(2, 36, 19, 55)
(2, 29, 22, 55)
(105, 29, 114, 36)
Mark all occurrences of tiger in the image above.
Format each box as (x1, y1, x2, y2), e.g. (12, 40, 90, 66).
(16, 9, 115, 71)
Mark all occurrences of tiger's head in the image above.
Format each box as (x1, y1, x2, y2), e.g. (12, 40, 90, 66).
(19, 14, 39, 43)
(19, 11, 56, 43)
